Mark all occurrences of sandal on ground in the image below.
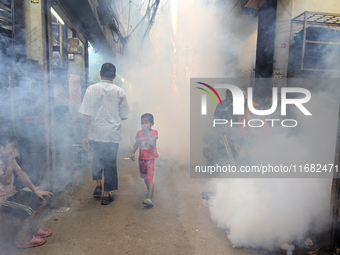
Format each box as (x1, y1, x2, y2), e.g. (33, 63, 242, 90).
(34, 229, 52, 238)
(93, 185, 102, 199)
(143, 198, 153, 207)
(101, 194, 114, 205)
(17, 236, 46, 249)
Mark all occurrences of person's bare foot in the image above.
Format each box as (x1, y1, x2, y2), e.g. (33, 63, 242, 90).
(34, 229, 52, 238)
(16, 236, 46, 249)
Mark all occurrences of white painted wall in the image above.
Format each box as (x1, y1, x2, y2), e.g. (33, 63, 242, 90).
(24, 1, 47, 68)
(292, 0, 340, 18)
(237, 30, 258, 79)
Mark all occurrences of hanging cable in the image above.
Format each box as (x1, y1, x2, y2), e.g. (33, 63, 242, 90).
(160, 0, 170, 12)
(127, 0, 131, 33)
(220, 0, 241, 24)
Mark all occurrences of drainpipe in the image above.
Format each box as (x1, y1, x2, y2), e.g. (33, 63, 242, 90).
(254, 0, 278, 105)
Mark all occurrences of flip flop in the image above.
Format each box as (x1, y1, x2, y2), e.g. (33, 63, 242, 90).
(17, 236, 46, 249)
(93, 186, 102, 199)
(34, 229, 52, 238)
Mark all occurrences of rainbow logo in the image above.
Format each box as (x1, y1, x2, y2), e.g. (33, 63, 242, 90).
(196, 82, 222, 106)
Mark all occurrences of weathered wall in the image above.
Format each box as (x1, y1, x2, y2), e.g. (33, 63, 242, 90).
(292, 0, 340, 18)
(24, 0, 47, 67)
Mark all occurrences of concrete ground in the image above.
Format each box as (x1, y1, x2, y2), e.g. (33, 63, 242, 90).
(2, 146, 251, 255)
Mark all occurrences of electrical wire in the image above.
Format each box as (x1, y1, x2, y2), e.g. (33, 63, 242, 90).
(118, 1, 130, 17)
(219, 0, 241, 24)
(142, 0, 160, 39)
(110, 30, 119, 43)
(137, 0, 146, 11)
(131, 1, 143, 7)
(107, 0, 160, 45)
(160, 0, 170, 12)
(125, 0, 158, 38)
(127, 0, 131, 33)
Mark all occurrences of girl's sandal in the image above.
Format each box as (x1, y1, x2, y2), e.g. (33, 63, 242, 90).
(143, 198, 153, 207)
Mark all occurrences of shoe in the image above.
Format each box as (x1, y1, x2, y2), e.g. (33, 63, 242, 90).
(143, 198, 153, 207)
(93, 186, 102, 199)
(101, 194, 114, 205)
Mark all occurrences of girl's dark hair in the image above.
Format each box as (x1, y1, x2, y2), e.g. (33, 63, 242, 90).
(141, 113, 154, 123)
(0, 132, 16, 146)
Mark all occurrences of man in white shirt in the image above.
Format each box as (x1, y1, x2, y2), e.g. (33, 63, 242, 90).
(79, 63, 129, 205)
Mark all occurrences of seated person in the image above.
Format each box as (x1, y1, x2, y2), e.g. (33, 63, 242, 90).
(0, 131, 53, 249)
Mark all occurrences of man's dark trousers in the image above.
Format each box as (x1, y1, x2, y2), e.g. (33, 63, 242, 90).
(92, 141, 119, 191)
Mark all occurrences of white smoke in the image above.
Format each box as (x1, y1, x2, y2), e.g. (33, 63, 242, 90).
(111, 0, 244, 163)
(107, 1, 338, 254)
(209, 90, 338, 254)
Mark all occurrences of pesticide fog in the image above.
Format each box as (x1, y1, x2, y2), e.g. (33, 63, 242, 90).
(209, 89, 338, 254)
(99, 0, 335, 254)
(107, 0, 244, 163)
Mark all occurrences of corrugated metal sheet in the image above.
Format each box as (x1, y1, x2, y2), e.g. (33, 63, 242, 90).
(0, 0, 11, 31)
